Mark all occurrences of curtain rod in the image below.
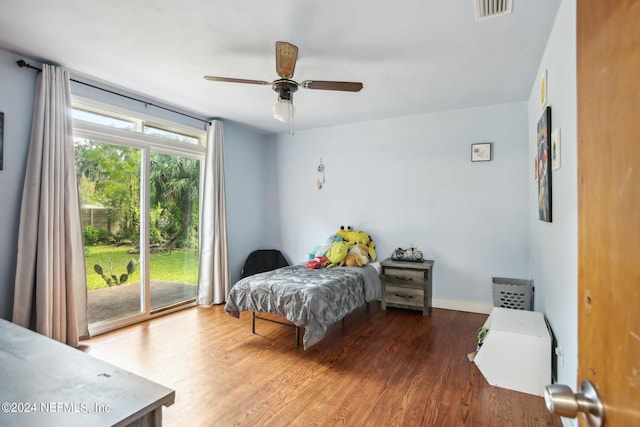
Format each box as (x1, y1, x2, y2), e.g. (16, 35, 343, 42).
(16, 60, 211, 125)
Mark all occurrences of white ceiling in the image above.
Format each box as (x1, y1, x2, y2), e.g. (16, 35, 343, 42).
(0, 0, 560, 134)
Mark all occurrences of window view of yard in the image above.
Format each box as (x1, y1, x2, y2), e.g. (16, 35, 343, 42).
(75, 136, 200, 325)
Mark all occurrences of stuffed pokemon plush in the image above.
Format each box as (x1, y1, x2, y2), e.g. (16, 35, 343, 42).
(325, 240, 352, 266)
(367, 240, 377, 261)
(306, 234, 344, 260)
(327, 233, 343, 244)
(305, 245, 322, 260)
(341, 242, 370, 267)
(336, 225, 371, 245)
(336, 225, 352, 241)
(336, 225, 377, 260)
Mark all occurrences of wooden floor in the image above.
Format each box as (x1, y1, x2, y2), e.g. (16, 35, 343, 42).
(82, 303, 561, 427)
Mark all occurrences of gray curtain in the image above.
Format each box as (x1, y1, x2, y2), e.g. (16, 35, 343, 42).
(13, 64, 89, 346)
(197, 120, 230, 304)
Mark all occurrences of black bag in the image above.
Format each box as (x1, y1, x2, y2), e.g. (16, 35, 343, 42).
(240, 249, 289, 279)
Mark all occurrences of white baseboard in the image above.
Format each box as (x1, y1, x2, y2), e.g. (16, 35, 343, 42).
(432, 298, 493, 314)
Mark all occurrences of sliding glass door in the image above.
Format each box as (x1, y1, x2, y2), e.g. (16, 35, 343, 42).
(76, 138, 144, 324)
(148, 152, 200, 311)
(74, 118, 203, 331)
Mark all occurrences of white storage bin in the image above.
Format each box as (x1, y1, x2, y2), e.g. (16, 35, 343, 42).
(492, 277, 533, 310)
(473, 307, 551, 396)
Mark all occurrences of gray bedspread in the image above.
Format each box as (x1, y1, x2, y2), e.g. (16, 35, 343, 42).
(224, 264, 382, 349)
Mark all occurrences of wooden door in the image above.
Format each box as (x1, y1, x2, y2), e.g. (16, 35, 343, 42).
(577, 0, 640, 425)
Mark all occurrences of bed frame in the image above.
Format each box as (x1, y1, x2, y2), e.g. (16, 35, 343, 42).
(226, 264, 381, 349)
(251, 311, 303, 346)
(250, 304, 367, 347)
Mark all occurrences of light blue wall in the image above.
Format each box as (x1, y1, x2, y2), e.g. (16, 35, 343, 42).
(0, 48, 275, 318)
(273, 102, 530, 310)
(224, 123, 279, 284)
(0, 50, 38, 320)
(527, 0, 578, 403)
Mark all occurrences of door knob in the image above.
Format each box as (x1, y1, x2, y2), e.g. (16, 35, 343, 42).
(544, 381, 604, 426)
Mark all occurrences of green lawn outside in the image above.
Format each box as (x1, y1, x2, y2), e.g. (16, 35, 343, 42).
(85, 245, 199, 290)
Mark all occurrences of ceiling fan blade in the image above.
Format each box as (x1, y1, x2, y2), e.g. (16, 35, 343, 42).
(204, 76, 270, 85)
(275, 41, 298, 79)
(300, 80, 363, 92)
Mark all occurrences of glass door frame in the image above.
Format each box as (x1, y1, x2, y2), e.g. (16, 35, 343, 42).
(74, 121, 205, 336)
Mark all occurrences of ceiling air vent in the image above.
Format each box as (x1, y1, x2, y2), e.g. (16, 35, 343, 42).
(475, 0, 513, 20)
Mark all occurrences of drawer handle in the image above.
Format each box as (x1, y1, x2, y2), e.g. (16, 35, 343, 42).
(393, 276, 413, 281)
(394, 293, 414, 299)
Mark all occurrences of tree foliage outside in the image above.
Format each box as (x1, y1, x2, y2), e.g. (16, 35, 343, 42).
(150, 153, 200, 249)
(83, 225, 111, 246)
(75, 139, 141, 241)
(75, 138, 201, 290)
(75, 139, 200, 250)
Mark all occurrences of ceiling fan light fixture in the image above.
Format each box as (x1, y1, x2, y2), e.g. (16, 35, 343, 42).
(273, 98, 294, 122)
(203, 41, 361, 133)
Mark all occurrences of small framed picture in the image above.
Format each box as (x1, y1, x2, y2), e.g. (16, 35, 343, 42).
(551, 128, 561, 170)
(471, 143, 492, 162)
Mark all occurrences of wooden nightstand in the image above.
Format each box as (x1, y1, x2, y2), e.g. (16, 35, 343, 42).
(380, 258, 434, 316)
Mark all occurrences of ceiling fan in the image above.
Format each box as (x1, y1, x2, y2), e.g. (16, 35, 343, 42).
(204, 41, 363, 126)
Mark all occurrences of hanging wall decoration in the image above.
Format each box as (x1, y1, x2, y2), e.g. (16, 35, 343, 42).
(537, 106, 552, 222)
(317, 158, 325, 190)
(540, 69, 548, 109)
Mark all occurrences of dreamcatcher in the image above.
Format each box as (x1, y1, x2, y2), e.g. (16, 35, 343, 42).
(317, 158, 325, 190)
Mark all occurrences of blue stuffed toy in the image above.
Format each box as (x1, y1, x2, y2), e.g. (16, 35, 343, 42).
(306, 234, 344, 260)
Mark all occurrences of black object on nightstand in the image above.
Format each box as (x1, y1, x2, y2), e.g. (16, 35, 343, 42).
(380, 258, 434, 316)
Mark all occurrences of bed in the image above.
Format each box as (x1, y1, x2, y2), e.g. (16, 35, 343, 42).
(224, 263, 382, 349)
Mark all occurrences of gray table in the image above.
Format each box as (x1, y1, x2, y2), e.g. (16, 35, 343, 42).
(0, 319, 174, 426)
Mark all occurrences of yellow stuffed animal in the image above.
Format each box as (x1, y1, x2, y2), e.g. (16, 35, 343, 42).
(367, 240, 377, 261)
(341, 242, 370, 267)
(336, 225, 377, 261)
(325, 241, 352, 267)
(336, 225, 352, 241)
(337, 225, 371, 245)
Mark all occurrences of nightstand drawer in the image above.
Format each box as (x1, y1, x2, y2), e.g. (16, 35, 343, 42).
(383, 268, 425, 288)
(384, 285, 424, 308)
